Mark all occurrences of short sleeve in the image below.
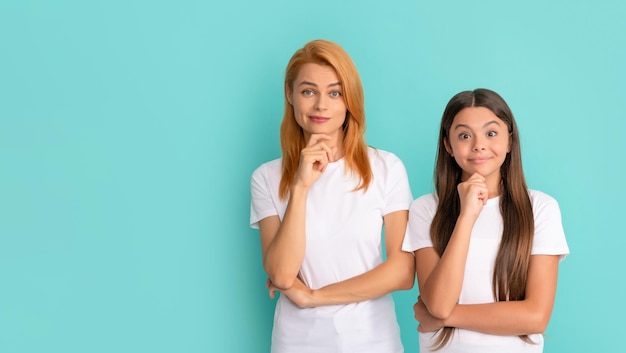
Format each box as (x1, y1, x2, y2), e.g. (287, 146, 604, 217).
(381, 152, 413, 216)
(402, 194, 438, 253)
(250, 163, 278, 229)
(530, 190, 570, 260)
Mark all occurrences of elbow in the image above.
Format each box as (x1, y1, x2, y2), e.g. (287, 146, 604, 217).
(391, 255, 416, 291)
(532, 324, 549, 335)
(427, 305, 454, 320)
(271, 276, 295, 290)
(269, 275, 296, 290)
(263, 259, 298, 290)
(420, 298, 454, 320)
(514, 301, 553, 334)
(528, 311, 552, 334)
(399, 279, 415, 291)
(398, 270, 415, 290)
(266, 269, 298, 290)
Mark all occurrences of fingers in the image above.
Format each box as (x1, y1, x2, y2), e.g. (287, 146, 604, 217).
(467, 173, 488, 203)
(414, 299, 423, 332)
(302, 146, 332, 172)
(294, 135, 337, 188)
(304, 135, 335, 167)
(413, 298, 425, 321)
(458, 172, 489, 217)
(267, 280, 278, 299)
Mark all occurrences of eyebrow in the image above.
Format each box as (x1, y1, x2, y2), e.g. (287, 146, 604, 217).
(297, 80, 342, 88)
(453, 120, 501, 130)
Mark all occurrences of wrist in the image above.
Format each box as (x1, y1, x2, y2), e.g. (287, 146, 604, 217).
(290, 184, 310, 198)
(456, 214, 477, 228)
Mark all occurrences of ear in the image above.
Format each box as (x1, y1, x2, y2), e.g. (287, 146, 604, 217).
(285, 84, 293, 105)
(443, 138, 453, 157)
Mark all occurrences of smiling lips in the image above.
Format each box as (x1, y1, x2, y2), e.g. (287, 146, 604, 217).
(309, 115, 330, 123)
(469, 156, 491, 164)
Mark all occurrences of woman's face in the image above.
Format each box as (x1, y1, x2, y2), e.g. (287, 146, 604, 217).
(288, 63, 347, 144)
(445, 106, 511, 189)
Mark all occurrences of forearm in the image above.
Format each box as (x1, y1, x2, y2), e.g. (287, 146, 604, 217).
(437, 255, 560, 336)
(419, 216, 475, 317)
(309, 252, 415, 306)
(263, 185, 308, 288)
(444, 300, 551, 336)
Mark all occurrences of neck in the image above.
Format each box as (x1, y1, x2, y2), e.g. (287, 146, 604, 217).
(487, 175, 501, 198)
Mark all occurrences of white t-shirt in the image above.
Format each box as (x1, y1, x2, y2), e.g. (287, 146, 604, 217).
(251, 148, 412, 353)
(402, 190, 570, 353)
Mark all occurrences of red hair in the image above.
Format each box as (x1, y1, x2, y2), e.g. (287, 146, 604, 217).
(279, 40, 371, 199)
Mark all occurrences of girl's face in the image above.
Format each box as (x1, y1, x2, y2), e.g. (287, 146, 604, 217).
(288, 63, 347, 145)
(445, 106, 511, 190)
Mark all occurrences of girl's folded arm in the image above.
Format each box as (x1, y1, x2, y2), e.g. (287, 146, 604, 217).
(444, 255, 560, 335)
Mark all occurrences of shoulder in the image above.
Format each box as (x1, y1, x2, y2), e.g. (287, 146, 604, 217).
(367, 148, 410, 187)
(529, 189, 557, 202)
(251, 158, 282, 180)
(410, 193, 438, 212)
(403, 193, 438, 251)
(367, 147, 406, 170)
(528, 189, 560, 211)
(368, 147, 401, 162)
(528, 189, 565, 234)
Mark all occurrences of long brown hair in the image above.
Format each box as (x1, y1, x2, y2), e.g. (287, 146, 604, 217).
(278, 39, 371, 200)
(429, 89, 534, 349)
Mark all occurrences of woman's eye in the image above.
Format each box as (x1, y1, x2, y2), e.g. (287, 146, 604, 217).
(330, 91, 342, 98)
(302, 89, 314, 96)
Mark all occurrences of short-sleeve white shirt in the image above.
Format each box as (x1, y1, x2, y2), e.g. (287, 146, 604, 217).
(402, 190, 570, 353)
(251, 148, 413, 353)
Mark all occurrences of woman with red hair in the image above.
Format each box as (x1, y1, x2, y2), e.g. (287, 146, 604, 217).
(250, 39, 414, 352)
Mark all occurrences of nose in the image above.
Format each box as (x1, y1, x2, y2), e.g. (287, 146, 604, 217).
(472, 136, 486, 151)
(315, 94, 328, 111)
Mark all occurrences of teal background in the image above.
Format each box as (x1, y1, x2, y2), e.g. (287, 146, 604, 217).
(1, 0, 624, 352)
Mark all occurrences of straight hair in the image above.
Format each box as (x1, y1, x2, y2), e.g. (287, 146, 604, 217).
(429, 89, 534, 349)
(278, 39, 371, 199)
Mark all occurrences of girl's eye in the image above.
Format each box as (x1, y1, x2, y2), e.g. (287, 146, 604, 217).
(487, 131, 498, 137)
(330, 91, 342, 98)
(302, 89, 314, 96)
(459, 133, 471, 140)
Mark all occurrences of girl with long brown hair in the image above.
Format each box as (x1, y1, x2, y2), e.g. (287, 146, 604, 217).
(402, 89, 569, 352)
(250, 39, 414, 352)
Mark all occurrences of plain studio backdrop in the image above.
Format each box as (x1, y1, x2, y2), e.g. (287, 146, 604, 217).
(1, 0, 624, 352)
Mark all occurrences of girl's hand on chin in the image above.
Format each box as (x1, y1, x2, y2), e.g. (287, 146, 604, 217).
(457, 172, 488, 220)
